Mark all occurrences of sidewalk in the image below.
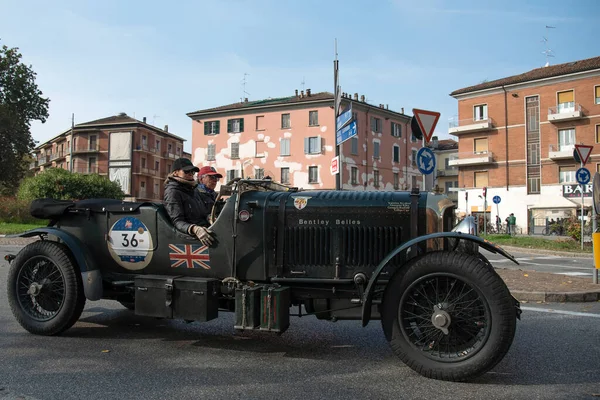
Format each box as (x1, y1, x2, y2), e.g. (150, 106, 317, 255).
(1, 237, 599, 303)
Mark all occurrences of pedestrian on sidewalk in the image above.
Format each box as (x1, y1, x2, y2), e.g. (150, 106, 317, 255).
(507, 213, 516, 236)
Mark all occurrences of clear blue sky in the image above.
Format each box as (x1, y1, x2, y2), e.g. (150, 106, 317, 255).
(2, 0, 599, 151)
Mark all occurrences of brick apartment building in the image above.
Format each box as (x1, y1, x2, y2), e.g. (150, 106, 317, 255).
(187, 90, 429, 191)
(449, 56, 600, 234)
(31, 113, 189, 202)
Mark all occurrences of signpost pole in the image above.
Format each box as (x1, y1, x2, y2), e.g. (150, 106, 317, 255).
(581, 160, 584, 250)
(483, 198, 487, 236)
(334, 40, 340, 191)
(593, 201, 598, 284)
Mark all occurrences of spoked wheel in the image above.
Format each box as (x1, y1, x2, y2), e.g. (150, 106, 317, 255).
(382, 251, 517, 381)
(8, 241, 86, 335)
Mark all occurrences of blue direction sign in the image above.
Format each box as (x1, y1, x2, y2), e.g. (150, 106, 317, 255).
(576, 167, 591, 185)
(336, 108, 352, 131)
(493, 195, 501, 204)
(416, 147, 436, 175)
(336, 120, 357, 146)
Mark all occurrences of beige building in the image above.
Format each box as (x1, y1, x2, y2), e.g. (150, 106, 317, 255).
(429, 137, 458, 205)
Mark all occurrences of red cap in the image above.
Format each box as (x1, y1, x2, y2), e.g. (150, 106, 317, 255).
(198, 166, 223, 178)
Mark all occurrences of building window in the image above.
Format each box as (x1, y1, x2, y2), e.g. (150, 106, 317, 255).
(207, 144, 216, 161)
(597, 163, 600, 174)
(88, 157, 97, 173)
(595, 86, 600, 105)
(204, 121, 220, 135)
(558, 128, 575, 151)
(168, 143, 172, 153)
(304, 137, 321, 154)
(281, 167, 290, 184)
(280, 138, 290, 156)
(474, 171, 488, 188)
(256, 141, 266, 157)
(309, 111, 319, 126)
(411, 149, 417, 166)
(373, 141, 380, 159)
(256, 115, 265, 131)
(226, 169, 240, 182)
(308, 166, 318, 183)
(254, 168, 264, 179)
(557, 90, 574, 113)
(596, 125, 600, 143)
(141, 157, 146, 168)
(528, 177, 540, 194)
(90, 135, 97, 150)
(154, 160, 160, 172)
(156, 140, 160, 152)
(474, 138, 488, 153)
(559, 166, 576, 183)
(227, 118, 244, 133)
(373, 170, 380, 187)
(351, 167, 358, 185)
(281, 113, 291, 129)
(391, 122, 402, 137)
(154, 183, 159, 197)
(370, 117, 381, 133)
(473, 104, 488, 121)
(527, 143, 540, 164)
(393, 172, 399, 190)
(351, 137, 358, 155)
(231, 142, 239, 159)
(445, 181, 453, 194)
(393, 145, 399, 163)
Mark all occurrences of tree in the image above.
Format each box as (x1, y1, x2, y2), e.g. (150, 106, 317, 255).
(0, 40, 50, 196)
(17, 168, 125, 202)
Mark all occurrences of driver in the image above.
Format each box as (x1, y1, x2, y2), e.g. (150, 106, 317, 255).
(163, 158, 214, 246)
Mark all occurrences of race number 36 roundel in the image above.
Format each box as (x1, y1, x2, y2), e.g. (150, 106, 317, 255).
(108, 217, 154, 270)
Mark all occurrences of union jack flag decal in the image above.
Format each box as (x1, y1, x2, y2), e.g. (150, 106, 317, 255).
(168, 244, 211, 269)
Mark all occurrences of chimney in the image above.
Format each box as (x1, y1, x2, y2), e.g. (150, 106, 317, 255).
(244, 97, 248, 103)
(354, 93, 358, 101)
(300, 90, 304, 98)
(401, 107, 404, 114)
(306, 88, 311, 96)
(432, 136, 439, 149)
(143, 117, 147, 123)
(379, 104, 385, 109)
(360, 95, 365, 102)
(386, 104, 389, 109)
(295, 89, 298, 97)
(164, 124, 168, 132)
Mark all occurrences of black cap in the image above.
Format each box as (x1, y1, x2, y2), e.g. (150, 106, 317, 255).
(172, 158, 199, 173)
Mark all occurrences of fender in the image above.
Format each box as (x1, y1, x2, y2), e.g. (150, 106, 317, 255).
(361, 232, 519, 327)
(17, 228, 103, 301)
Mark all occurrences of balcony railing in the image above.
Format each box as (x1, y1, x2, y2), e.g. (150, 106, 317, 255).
(548, 103, 583, 122)
(72, 143, 99, 153)
(436, 167, 458, 176)
(548, 144, 575, 160)
(50, 151, 67, 160)
(448, 117, 494, 135)
(164, 151, 177, 159)
(30, 161, 38, 169)
(448, 151, 494, 167)
(38, 156, 51, 165)
(73, 166, 99, 174)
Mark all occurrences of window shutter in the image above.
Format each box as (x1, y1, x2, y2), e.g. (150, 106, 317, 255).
(240, 118, 244, 132)
(596, 86, 600, 98)
(304, 137, 309, 154)
(204, 122, 208, 135)
(215, 121, 220, 133)
(557, 91, 574, 103)
(227, 120, 232, 133)
(318, 135, 322, 154)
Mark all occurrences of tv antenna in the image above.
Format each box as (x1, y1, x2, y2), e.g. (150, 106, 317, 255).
(152, 114, 160, 125)
(541, 25, 556, 67)
(301, 76, 306, 92)
(241, 73, 250, 101)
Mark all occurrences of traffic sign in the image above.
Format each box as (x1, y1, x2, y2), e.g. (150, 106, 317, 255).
(336, 120, 357, 145)
(416, 147, 436, 175)
(576, 167, 591, 185)
(575, 144, 593, 165)
(412, 108, 441, 144)
(493, 195, 501, 204)
(336, 107, 352, 131)
(330, 156, 339, 175)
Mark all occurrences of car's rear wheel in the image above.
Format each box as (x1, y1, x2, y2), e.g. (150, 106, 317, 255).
(7, 241, 86, 335)
(381, 251, 517, 381)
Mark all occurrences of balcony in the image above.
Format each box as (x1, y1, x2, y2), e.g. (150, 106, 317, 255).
(73, 166, 99, 174)
(72, 144, 99, 154)
(548, 144, 575, 160)
(29, 161, 38, 169)
(436, 167, 458, 176)
(164, 151, 177, 159)
(448, 151, 494, 167)
(448, 117, 494, 135)
(548, 103, 583, 122)
(39, 156, 51, 166)
(50, 151, 67, 161)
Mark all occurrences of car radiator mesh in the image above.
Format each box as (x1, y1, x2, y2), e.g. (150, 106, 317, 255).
(342, 226, 403, 267)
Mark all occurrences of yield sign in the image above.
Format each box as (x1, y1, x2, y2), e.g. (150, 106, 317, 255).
(575, 144, 593, 165)
(412, 108, 440, 143)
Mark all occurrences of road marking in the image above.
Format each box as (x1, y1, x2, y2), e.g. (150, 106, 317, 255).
(557, 272, 592, 276)
(521, 306, 600, 319)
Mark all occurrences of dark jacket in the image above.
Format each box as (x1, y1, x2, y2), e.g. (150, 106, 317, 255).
(163, 178, 211, 235)
(197, 185, 217, 212)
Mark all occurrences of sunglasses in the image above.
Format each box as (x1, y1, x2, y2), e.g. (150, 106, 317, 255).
(183, 170, 196, 175)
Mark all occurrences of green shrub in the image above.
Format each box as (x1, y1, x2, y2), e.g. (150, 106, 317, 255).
(17, 168, 124, 202)
(0, 197, 39, 223)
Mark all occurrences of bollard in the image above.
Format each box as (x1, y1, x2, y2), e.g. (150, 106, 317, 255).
(593, 232, 600, 284)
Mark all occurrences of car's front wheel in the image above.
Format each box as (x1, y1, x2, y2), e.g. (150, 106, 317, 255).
(381, 251, 517, 381)
(7, 241, 86, 335)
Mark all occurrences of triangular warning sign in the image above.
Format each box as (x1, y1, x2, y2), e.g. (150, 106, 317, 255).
(412, 108, 440, 143)
(575, 144, 593, 165)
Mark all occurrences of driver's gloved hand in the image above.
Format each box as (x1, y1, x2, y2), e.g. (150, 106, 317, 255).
(190, 225, 214, 246)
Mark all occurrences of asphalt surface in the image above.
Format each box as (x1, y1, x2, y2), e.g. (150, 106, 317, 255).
(1, 245, 600, 399)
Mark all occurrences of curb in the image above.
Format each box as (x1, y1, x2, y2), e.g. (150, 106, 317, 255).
(510, 289, 600, 303)
(499, 245, 593, 259)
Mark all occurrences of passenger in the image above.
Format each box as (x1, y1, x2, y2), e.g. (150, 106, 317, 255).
(196, 166, 223, 212)
(163, 158, 214, 246)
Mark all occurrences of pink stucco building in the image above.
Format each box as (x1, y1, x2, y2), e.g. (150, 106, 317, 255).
(187, 90, 425, 191)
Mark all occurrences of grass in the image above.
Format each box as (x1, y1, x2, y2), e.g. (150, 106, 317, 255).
(481, 234, 593, 253)
(0, 222, 45, 235)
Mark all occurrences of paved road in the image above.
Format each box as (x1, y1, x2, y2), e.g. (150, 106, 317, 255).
(482, 249, 599, 278)
(1, 245, 600, 399)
